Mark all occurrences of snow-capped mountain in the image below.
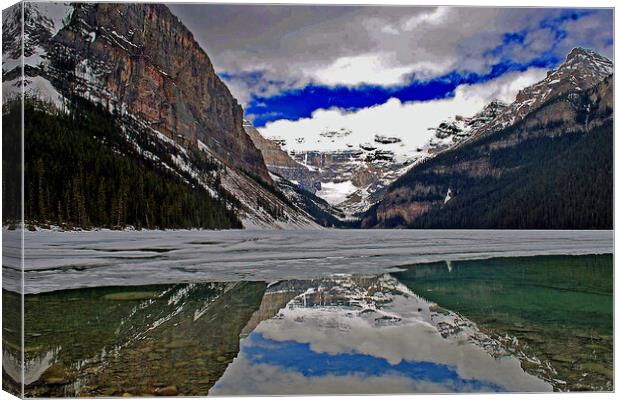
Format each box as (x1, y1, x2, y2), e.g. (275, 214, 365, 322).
(468, 47, 613, 139)
(251, 125, 418, 215)
(336, 99, 508, 214)
(2, 2, 337, 229)
(2, 2, 72, 70)
(249, 97, 510, 216)
(2, 2, 72, 106)
(243, 119, 321, 194)
(428, 100, 508, 147)
(361, 48, 613, 229)
(264, 125, 417, 160)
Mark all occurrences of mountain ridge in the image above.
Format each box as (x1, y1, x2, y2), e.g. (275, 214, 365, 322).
(360, 49, 613, 229)
(49, 3, 272, 183)
(2, 2, 613, 230)
(2, 2, 334, 229)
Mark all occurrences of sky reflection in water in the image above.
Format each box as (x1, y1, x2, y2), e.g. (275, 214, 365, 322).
(6, 254, 612, 396)
(212, 275, 551, 394)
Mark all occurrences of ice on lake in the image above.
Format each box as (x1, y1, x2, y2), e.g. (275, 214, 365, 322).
(2, 229, 613, 294)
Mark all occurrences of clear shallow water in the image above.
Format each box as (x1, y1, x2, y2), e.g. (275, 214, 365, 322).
(1, 230, 613, 395)
(393, 255, 613, 391)
(2, 253, 613, 396)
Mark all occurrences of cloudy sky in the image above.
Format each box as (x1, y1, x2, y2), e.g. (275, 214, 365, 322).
(169, 5, 613, 138)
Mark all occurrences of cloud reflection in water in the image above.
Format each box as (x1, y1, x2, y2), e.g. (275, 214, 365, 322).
(212, 275, 552, 394)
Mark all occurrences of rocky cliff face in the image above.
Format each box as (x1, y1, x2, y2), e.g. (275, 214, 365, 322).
(468, 47, 612, 139)
(48, 3, 271, 183)
(3, 2, 335, 229)
(362, 49, 613, 229)
(243, 120, 320, 193)
(431, 100, 508, 144)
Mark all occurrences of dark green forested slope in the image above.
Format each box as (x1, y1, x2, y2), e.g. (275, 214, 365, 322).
(2, 98, 241, 229)
(361, 73, 613, 230)
(2, 100, 22, 224)
(376, 121, 612, 229)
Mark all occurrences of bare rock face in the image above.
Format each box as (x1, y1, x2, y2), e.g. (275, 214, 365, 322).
(243, 120, 320, 193)
(475, 47, 612, 137)
(431, 100, 508, 143)
(50, 3, 271, 183)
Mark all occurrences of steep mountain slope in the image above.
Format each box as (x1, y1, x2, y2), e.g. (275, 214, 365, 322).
(4, 97, 242, 230)
(3, 3, 328, 229)
(362, 50, 613, 229)
(243, 120, 320, 193)
(261, 129, 417, 215)
(243, 120, 349, 226)
(49, 3, 271, 183)
(2, 2, 72, 106)
(468, 47, 612, 139)
(428, 100, 508, 149)
(270, 173, 350, 227)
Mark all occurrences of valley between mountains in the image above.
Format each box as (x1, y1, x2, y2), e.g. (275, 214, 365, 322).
(2, 3, 613, 230)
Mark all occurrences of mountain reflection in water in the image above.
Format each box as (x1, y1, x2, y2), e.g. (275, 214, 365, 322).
(393, 254, 613, 391)
(2, 254, 612, 396)
(212, 275, 549, 395)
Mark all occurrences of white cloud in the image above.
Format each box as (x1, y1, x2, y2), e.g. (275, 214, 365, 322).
(402, 6, 450, 31)
(307, 54, 455, 87)
(307, 53, 414, 87)
(258, 67, 547, 157)
(211, 355, 455, 395)
(171, 6, 612, 105)
(381, 24, 400, 35)
(170, 6, 514, 102)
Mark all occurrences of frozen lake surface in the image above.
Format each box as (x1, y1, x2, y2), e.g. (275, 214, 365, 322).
(3, 229, 613, 294)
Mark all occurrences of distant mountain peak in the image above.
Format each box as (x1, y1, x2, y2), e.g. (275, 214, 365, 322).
(470, 48, 613, 137)
(567, 46, 608, 60)
(560, 47, 613, 78)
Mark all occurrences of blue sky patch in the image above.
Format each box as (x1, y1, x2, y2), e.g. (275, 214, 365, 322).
(214, 8, 611, 128)
(241, 53, 557, 127)
(241, 333, 505, 393)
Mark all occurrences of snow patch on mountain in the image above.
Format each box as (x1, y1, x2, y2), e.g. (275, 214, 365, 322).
(470, 47, 613, 139)
(2, 3, 73, 105)
(316, 181, 358, 205)
(2, 75, 65, 108)
(2, 2, 73, 72)
(255, 68, 547, 212)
